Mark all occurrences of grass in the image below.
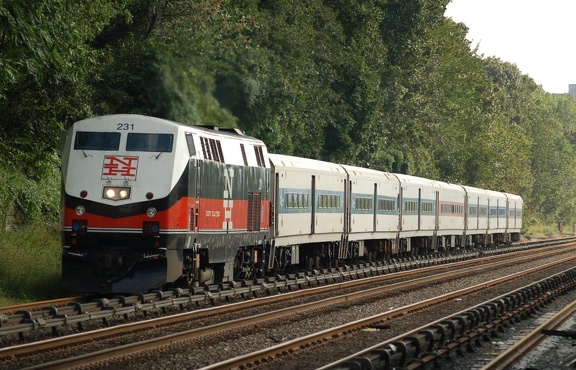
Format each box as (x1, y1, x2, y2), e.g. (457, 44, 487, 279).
(522, 222, 568, 239)
(0, 223, 71, 306)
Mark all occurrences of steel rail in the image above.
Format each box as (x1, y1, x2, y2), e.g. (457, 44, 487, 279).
(0, 296, 85, 331)
(203, 258, 576, 370)
(482, 296, 576, 369)
(319, 267, 576, 370)
(2, 241, 573, 339)
(0, 297, 84, 315)
(1, 248, 548, 358)
(17, 255, 575, 370)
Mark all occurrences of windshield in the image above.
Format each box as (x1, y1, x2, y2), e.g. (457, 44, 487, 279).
(74, 132, 120, 151)
(127, 133, 173, 152)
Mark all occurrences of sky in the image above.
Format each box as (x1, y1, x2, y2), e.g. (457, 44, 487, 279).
(445, 0, 576, 94)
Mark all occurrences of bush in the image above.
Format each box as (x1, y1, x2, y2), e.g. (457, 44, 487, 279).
(0, 222, 69, 303)
(523, 222, 566, 239)
(0, 162, 60, 230)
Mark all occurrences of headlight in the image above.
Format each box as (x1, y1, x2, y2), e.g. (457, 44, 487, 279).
(102, 186, 131, 201)
(75, 205, 85, 216)
(146, 207, 157, 218)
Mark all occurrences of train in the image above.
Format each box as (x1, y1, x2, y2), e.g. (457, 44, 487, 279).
(60, 114, 522, 293)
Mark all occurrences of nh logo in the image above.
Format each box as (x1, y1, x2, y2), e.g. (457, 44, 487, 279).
(223, 168, 234, 229)
(223, 168, 234, 199)
(102, 156, 138, 179)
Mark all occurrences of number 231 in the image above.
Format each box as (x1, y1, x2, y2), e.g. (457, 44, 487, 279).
(117, 123, 134, 130)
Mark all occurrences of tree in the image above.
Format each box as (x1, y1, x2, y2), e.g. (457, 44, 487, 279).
(0, 0, 129, 176)
(526, 92, 576, 222)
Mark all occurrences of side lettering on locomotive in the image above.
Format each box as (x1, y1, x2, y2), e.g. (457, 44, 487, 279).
(223, 167, 234, 229)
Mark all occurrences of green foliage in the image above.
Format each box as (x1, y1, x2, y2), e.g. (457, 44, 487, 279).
(525, 93, 576, 223)
(91, 43, 239, 127)
(0, 0, 131, 176)
(0, 223, 67, 302)
(215, 0, 351, 158)
(1, 0, 576, 240)
(89, 0, 243, 126)
(0, 162, 60, 230)
(523, 221, 566, 238)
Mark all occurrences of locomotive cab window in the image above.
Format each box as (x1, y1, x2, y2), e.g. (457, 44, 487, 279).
(127, 133, 173, 152)
(74, 132, 120, 151)
(185, 134, 196, 156)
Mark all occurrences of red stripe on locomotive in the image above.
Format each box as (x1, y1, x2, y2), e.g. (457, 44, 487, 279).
(195, 198, 270, 231)
(64, 197, 270, 232)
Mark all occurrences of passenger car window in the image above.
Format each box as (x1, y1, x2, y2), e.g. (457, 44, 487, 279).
(74, 132, 120, 151)
(127, 133, 173, 152)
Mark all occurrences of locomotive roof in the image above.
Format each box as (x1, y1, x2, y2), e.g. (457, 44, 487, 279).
(73, 114, 264, 144)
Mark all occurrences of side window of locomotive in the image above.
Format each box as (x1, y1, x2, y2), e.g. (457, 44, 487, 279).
(254, 146, 265, 167)
(199, 137, 225, 162)
(126, 133, 173, 152)
(186, 134, 196, 156)
(200, 137, 212, 160)
(240, 144, 248, 166)
(74, 132, 120, 151)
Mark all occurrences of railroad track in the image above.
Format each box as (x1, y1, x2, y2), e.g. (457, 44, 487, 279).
(0, 297, 84, 316)
(210, 260, 576, 370)
(319, 266, 576, 370)
(0, 238, 574, 341)
(2, 242, 575, 369)
(483, 296, 576, 369)
(0, 239, 565, 342)
(0, 240, 572, 343)
(0, 296, 85, 340)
